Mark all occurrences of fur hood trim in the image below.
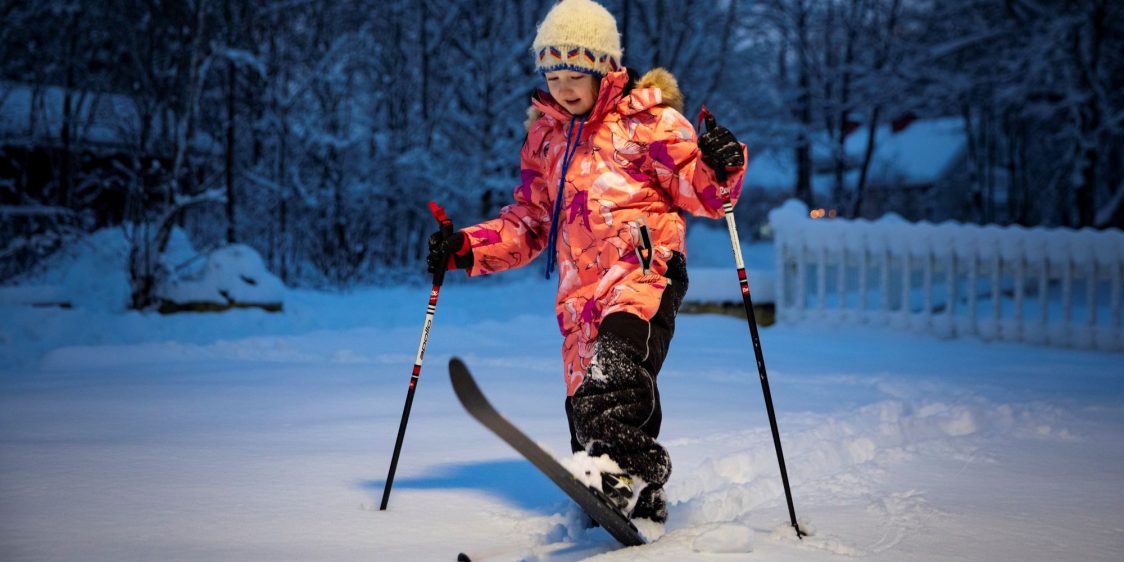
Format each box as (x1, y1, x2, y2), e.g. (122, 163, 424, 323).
(636, 67, 683, 114)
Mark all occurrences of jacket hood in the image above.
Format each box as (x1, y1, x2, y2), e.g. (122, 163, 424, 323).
(526, 67, 684, 130)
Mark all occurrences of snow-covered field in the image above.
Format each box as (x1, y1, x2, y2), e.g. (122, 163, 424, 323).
(2, 233, 1123, 561)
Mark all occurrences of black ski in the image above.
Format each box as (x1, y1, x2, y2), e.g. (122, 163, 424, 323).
(448, 357, 646, 547)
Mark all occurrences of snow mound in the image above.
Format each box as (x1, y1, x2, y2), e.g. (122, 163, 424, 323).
(2, 227, 131, 312)
(1, 226, 284, 314)
(159, 244, 284, 312)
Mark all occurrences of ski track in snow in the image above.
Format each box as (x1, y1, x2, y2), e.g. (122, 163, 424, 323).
(438, 355, 1110, 562)
(2, 276, 1123, 561)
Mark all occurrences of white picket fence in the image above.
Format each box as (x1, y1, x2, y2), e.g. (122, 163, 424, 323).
(769, 200, 1124, 352)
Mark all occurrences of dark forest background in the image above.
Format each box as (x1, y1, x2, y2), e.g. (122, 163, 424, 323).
(1, 0, 1121, 308)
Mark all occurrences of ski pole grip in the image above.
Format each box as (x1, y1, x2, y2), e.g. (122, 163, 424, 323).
(427, 201, 454, 286)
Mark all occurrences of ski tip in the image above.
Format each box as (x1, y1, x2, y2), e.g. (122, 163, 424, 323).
(456, 553, 471, 562)
(448, 356, 477, 407)
(449, 356, 466, 372)
(449, 357, 470, 388)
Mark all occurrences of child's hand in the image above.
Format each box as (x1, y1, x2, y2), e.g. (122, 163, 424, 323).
(698, 125, 744, 174)
(426, 230, 473, 274)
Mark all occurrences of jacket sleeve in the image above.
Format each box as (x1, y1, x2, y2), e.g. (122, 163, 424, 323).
(646, 107, 747, 219)
(461, 126, 553, 277)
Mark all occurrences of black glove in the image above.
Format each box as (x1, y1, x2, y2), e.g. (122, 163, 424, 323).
(698, 124, 745, 174)
(426, 230, 473, 274)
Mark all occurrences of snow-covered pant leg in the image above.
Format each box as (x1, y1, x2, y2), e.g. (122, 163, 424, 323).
(568, 312, 670, 491)
(565, 254, 687, 496)
(564, 315, 665, 479)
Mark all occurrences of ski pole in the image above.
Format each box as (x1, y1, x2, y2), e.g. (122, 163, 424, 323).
(704, 111, 805, 539)
(380, 201, 454, 510)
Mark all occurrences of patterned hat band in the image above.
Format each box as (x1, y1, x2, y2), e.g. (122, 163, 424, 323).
(536, 45, 620, 76)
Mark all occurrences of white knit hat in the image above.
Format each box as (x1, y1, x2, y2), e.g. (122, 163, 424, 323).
(532, 0, 622, 76)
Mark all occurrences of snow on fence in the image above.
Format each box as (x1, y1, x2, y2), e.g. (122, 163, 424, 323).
(769, 200, 1124, 352)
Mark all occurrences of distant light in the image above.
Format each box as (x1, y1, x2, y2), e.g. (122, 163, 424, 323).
(808, 208, 837, 219)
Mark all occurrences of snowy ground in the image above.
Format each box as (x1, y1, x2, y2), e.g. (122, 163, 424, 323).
(2, 234, 1124, 561)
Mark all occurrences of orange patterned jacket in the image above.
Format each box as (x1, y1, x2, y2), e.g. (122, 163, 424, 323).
(463, 68, 746, 395)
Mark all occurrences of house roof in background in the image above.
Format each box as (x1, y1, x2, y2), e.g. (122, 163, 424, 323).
(746, 116, 968, 195)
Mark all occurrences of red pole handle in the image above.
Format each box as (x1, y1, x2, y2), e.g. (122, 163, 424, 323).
(429, 201, 451, 227)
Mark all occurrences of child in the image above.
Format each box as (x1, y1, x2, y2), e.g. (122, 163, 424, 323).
(427, 0, 746, 525)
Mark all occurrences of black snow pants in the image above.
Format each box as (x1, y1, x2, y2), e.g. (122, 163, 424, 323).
(564, 252, 688, 498)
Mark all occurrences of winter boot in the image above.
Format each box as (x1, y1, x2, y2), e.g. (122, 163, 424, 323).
(599, 471, 638, 515)
(631, 485, 668, 523)
(564, 452, 645, 519)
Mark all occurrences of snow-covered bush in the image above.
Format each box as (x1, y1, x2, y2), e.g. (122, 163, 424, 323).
(158, 244, 284, 313)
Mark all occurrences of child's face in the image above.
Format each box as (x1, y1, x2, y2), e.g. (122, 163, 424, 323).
(545, 71, 599, 116)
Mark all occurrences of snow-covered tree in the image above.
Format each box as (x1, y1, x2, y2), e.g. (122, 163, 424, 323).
(3, 0, 1122, 294)
(913, 0, 1124, 227)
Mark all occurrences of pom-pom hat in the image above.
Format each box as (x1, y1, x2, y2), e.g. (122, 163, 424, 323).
(532, 0, 622, 76)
